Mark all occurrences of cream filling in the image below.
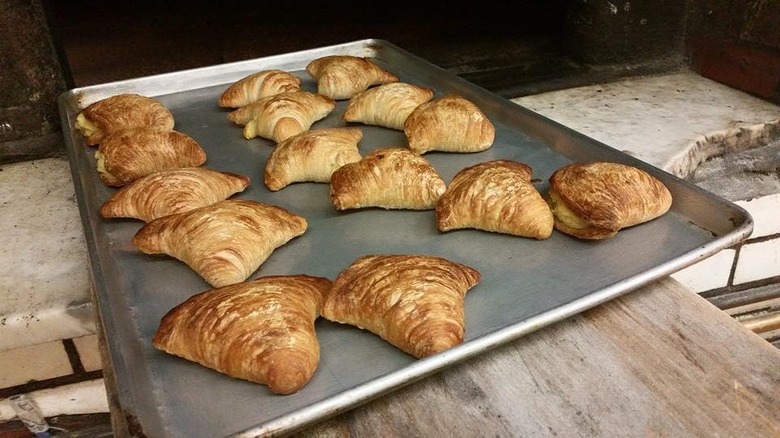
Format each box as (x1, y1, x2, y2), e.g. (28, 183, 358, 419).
(548, 191, 590, 230)
(75, 113, 97, 137)
(95, 150, 107, 174)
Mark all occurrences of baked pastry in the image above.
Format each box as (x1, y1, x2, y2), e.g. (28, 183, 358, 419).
(546, 161, 673, 240)
(95, 127, 207, 187)
(404, 94, 495, 154)
(75, 93, 175, 146)
(133, 199, 308, 287)
(342, 82, 435, 130)
(218, 69, 302, 108)
(227, 91, 336, 142)
(305, 55, 399, 100)
(436, 160, 553, 240)
(264, 127, 363, 191)
(329, 147, 446, 210)
(321, 254, 481, 359)
(100, 167, 250, 222)
(152, 274, 331, 395)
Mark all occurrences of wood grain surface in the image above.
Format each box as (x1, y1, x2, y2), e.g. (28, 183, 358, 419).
(292, 277, 780, 438)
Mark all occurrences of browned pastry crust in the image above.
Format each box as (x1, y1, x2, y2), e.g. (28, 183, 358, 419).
(264, 128, 363, 191)
(75, 93, 175, 146)
(227, 91, 336, 142)
(132, 199, 308, 287)
(95, 127, 207, 187)
(305, 55, 399, 100)
(100, 167, 250, 222)
(321, 254, 481, 359)
(436, 160, 553, 240)
(152, 274, 331, 395)
(546, 161, 673, 240)
(218, 69, 302, 108)
(329, 147, 446, 211)
(404, 94, 495, 154)
(342, 82, 435, 130)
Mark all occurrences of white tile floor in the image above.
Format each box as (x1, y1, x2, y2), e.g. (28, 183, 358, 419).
(0, 379, 109, 421)
(671, 249, 737, 292)
(73, 335, 103, 373)
(0, 341, 72, 389)
(734, 239, 780, 285)
(736, 193, 780, 239)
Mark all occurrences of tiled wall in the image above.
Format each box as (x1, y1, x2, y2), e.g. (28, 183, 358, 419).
(671, 192, 780, 291)
(0, 335, 108, 425)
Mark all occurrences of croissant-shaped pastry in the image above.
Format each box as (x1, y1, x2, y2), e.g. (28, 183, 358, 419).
(100, 167, 250, 222)
(329, 147, 446, 211)
(404, 95, 495, 154)
(546, 161, 673, 240)
(75, 93, 175, 146)
(227, 91, 336, 142)
(321, 254, 481, 359)
(436, 160, 553, 240)
(264, 127, 363, 191)
(305, 55, 399, 100)
(218, 69, 302, 108)
(95, 127, 207, 187)
(132, 199, 308, 287)
(342, 82, 435, 130)
(153, 274, 331, 395)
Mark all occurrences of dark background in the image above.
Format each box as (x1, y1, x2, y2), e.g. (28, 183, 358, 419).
(1, 0, 778, 163)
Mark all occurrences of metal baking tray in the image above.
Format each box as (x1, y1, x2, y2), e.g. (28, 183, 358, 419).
(58, 39, 752, 437)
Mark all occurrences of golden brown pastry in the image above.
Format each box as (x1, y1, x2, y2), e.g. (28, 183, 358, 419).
(342, 82, 435, 130)
(321, 254, 481, 359)
(329, 147, 446, 211)
(218, 69, 302, 108)
(95, 127, 207, 187)
(133, 199, 308, 287)
(436, 160, 553, 240)
(404, 94, 495, 154)
(75, 93, 175, 146)
(100, 167, 250, 222)
(264, 127, 363, 191)
(546, 161, 673, 240)
(227, 91, 336, 142)
(305, 55, 399, 100)
(153, 274, 331, 395)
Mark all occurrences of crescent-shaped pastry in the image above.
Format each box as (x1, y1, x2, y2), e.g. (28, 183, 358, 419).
(329, 147, 446, 211)
(132, 199, 308, 287)
(342, 82, 435, 130)
(305, 55, 399, 100)
(218, 69, 302, 108)
(75, 93, 175, 146)
(153, 274, 331, 395)
(95, 127, 207, 187)
(436, 160, 553, 240)
(264, 127, 363, 191)
(100, 167, 251, 222)
(321, 254, 481, 359)
(404, 95, 496, 154)
(546, 161, 673, 240)
(227, 91, 336, 143)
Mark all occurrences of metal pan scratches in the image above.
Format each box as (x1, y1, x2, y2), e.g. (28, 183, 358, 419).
(57, 39, 752, 437)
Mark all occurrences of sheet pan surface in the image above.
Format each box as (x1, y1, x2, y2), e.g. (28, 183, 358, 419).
(58, 39, 752, 437)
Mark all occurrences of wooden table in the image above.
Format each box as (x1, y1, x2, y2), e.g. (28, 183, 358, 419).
(101, 277, 780, 437)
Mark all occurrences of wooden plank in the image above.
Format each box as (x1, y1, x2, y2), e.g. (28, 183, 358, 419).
(294, 277, 780, 437)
